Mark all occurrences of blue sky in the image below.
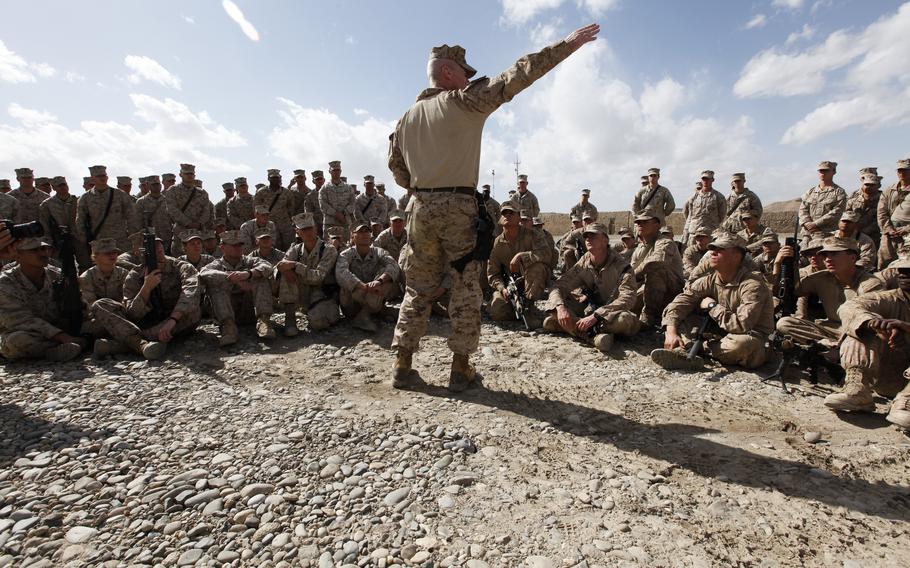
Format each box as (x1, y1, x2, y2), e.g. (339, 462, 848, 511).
(1, 0, 908, 213)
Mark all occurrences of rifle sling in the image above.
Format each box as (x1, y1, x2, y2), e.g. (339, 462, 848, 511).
(640, 185, 660, 211)
(86, 188, 115, 241)
(180, 187, 197, 213)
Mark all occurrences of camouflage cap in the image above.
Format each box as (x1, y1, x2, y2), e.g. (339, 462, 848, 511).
(640, 176, 648, 183)
(147, 174, 161, 184)
(898, 158, 910, 170)
(90, 238, 121, 255)
(220, 230, 244, 245)
(254, 205, 270, 215)
(820, 236, 859, 254)
(517, 174, 528, 182)
(376, 183, 386, 190)
(162, 173, 176, 181)
(327, 226, 344, 238)
(693, 226, 712, 237)
(234, 176, 248, 186)
(254, 228, 273, 239)
(817, 160, 837, 171)
(255, 183, 266, 190)
(429, 44, 477, 78)
(35, 177, 49, 186)
(582, 211, 595, 220)
(569, 215, 581, 223)
(292, 212, 315, 229)
(311, 170, 324, 179)
(859, 166, 878, 175)
(222, 182, 235, 191)
(267, 168, 281, 178)
(128, 231, 145, 247)
(760, 230, 780, 244)
(618, 226, 633, 237)
(582, 222, 610, 237)
(801, 235, 826, 253)
(633, 210, 663, 224)
(740, 209, 760, 219)
(89, 165, 107, 176)
(352, 223, 371, 233)
(695, 181, 703, 189)
(581, 188, 590, 195)
(731, 172, 746, 181)
(16, 237, 52, 251)
(647, 167, 660, 175)
(116, 176, 131, 185)
(659, 226, 672, 235)
(201, 230, 216, 240)
(861, 173, 878, 185)
(700, 170, 715, 180)
(293, 169, 306, 176)
(194, 180, 204, 188)
(519, 209, 531, 220)
(15, 167, 33, 177)
(328, 160, 341, 169)
(363, 174, 375, 183)
(889, 257, 910, 269)
(390, 210, 404, 221)
(51, 176, 67, 187)
(213, 217, 227, 228)
(499, 201, 518, 213)
(82, 177, 94, 185)
(532, 217, 544, 226)
(180, 163, 196, 174)
(840, 210, 861, 223)
(179, 229, 203, 243)
(708, 233, 748, 252)
(0, 179, 10, 189)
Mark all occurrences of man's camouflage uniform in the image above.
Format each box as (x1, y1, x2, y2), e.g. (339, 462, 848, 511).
(78, 264, 129, 336)
(165, 182, 213, 256)
(335, 245, 399, 316)
(682, 188, 727, 244)
(75, 186, 137, 253)
(319, 181, 355, 242)
(487, 225, 551, 320)
(200, 255, 274, 328)
(0, 265, 71, 360)
(799, 182, 847, 238)
(9, 187, 48, 223)
(227, 193, 255, 231)
(254, 184, 295, 250)
(630, 233, 685, 326)
(134, 193, 173, 249)
(278, 239, 340, 330)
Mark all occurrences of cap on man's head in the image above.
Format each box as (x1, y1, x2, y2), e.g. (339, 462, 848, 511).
(369, 218, 382, 227)
(500, 201, 518, 213)
(17, 237, 52, 251)
(581, 188, 591, 195)
(90, 238, 121, 255)
(0, 179, 10, 189)
(519, 209, 531, 220)
(179, 229, 203, 243)
(802, 236, 826, 253)
(693, 226, 712, 237)
(255, 228, 273, 240)
(254, 205, 270, 215)
(708, 233, 748, 252)
(116, 176, 131, 185)
(363, 174, 375, 183)
(647, 167, 660, 176)
(147, 174, 161, 184)
(128, 231, 145, 247)
(582, 212, 595, 221)
(162, 173, 176, 181)
(840, 210, 861, 223)
(255, 183, 265, 189)
(532, 217, 544, 226)
(695, 181, 703, 189)
(293, 169, 306, 176)
(234, 176, 248, 185)
(507, 189, 516, 195)
(640, 175, 648, 183)
(292, 212, 315, 229)
(760, 230, 780, 244)
(740, 209, 760, 219)
(517, 174, 528, 182)
(352, 223, 371, 234)
(820, 235, 859, 254)
(312, 170, 324, 179)
(51, 176, 67, 187)
(570, 215, 581, 223)
(376, 183, 386, 190)
(700, 170, 715, 180)
(859, 166, 878, 175)
(390, 210, 404, 221)
(897, 158, 910, 171)
(222, 182, 235, 191)
(194, 180, 204, 188)
(15, 167, 33, 177)
(731, 172, 746, 182)
(861, 173, 878, 185)
(481, 184, 490, 190)
(179, 163, 196, 174)
(817, 160, 837, 171)
(82, 176, 94, 185)
(267, 169, 281, 178)
(328, 160, 341, 170)
(35, 177, 50, 186)
(327, 227, 344, 238)
(618, 226, 633, 237)
(634, 210, 663, 224)
(220, 230, 244, 245)
(89, 165, 107, 176)
(582, 223, 609, 237)
(429, 44, 477, 78)
(659, 227, 672, 236)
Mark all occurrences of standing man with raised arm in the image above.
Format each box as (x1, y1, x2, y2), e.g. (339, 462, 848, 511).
(387, 23, 600, 391)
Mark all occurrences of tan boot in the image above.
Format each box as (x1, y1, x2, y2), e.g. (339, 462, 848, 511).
(283, 305, 299, 337)
(824, 367, 875, 412)
(256, 315, 276, 339)
(886, 385, 910, 428)
(139, 340, 166, 361)
(350, 310, 378, 332)
(93, 339, 129, 358)
(448, 353, 476, 393)
(392, 348, 414, 389)
(47, 342, 83, 362)
(219, 319, 239, 347)
(592, 333, 614, 353)
(542, 315, 561, 333)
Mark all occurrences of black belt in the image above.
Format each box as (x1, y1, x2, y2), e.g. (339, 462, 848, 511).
(415, 186, 475, 196)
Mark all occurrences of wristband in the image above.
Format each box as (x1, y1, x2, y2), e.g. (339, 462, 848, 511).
(168, 316, 178, 324)
(707, 302, 718, 311)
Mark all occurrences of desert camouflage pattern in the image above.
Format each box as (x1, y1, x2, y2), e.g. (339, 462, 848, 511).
(0, 265, 66, 359)
(227, 193, 255, 230)
(8, 187, 48, 223)
(254, 185, 294, 250)
(799, 183, 847, 237)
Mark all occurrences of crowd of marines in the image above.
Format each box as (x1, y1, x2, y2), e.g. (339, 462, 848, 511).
(1, 155, 910, 430)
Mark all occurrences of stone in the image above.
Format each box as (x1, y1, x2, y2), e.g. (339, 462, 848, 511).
(383, 486, 411, 507)
(177, 548, 203, 566)
(525, 556, 555, 568)
(240, 483, 274, 498)
(64, 526, 98, 544)
(804, 431, 822, 444)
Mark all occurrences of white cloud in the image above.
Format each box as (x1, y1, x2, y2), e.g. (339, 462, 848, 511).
(0, 95, 249, 192)
(345, 35, 356, 45)
(530, 20, 563, 44)
(64, 71, 86, 83)
(500, 0, 618, 26)
(0, 40, 56, 84)
(736, 2, 910, 144)
(182, 14, 195, 24)
(124, 55, 182, 90)
(267, 98, 395, 185)
(744, 14, 767, 29)
(785, 23, 815, 45)
(494, 108, 516, 128)
(222, 0, 260, 42)
(772, 0, 805, 9)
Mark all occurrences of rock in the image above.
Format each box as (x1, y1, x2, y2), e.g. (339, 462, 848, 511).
(383, 486, 411, 507)
(185, 489, 220, 506)
(177, 548, 203, 566)
(202, 498, 224, 515)
(449, 472, 478, 486)
(210, 453, 234, 466)
(804, 431, 822, 444)
(64, 526, 98, 544)
(466, 561, 490, 568)
(320, 463, 340, 478)
(525, 556, 555, 568)
(240, 483, 274, 498)
(318, 551, 334, 568)
(411, 550, 431, 563)
(438, 495, 456, 509)
(217, 551, 240, 562)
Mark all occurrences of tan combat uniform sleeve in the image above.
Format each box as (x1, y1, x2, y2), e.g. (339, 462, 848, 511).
(173, 261, 199, 315)
(597, 267, 637, 318)
(813, 187, 847, 231)
(520, 227, 551, 266)
(164, 188, 195, 228)
(295, 244, 338, 286)
(662, 278, 704, 329)
(78, 269, 98, 308)
(334, 250, 361, 291)
(707, 277, 769, 335)
(548, 261, 588, 307)
(798, 188, 812, 228)
(0, 275, 63, 339)
(376, 247, 400, 280)
(123, 268, 151, 320)
(388, 128, 411, 189)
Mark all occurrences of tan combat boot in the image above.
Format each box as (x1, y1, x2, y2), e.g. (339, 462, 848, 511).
(93, 339, 130, 358)
(886, 384, 910, 429)
(351, 310, 378, 332)
(391, 348, 414, 389)
(448, 353, 476, 393)
(256, 315, 276, 339)
(824, 367, 875, 412)
(541, 315, 562, 333)
(283, 305, 299, 337)
(139, 340, 166, 361)
(592, 333, 614, 353)
(219, 319, 239, 347)
(47, 342, 83, 362)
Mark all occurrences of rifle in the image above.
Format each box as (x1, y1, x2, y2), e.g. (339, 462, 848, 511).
(143, 231, 166, 321)
(51, 225, 84, 336)
(687, 310, 712, 360)
(451, 190, 494, 273)
(504, 272, 530, 330)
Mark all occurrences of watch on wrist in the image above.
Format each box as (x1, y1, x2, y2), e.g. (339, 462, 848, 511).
(708, 301, 718, 311)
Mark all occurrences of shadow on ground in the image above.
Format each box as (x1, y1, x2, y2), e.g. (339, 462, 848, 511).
(0, 403, 114, 469)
